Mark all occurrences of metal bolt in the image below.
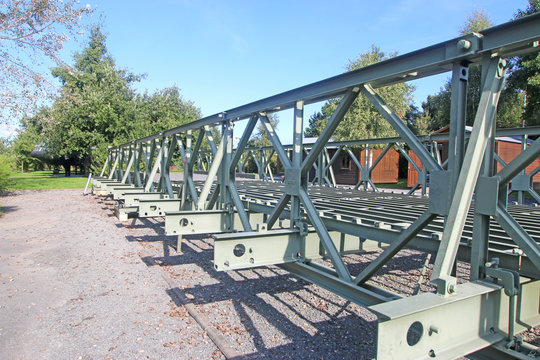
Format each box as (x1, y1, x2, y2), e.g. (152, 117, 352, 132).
(457, 39, 471, 51)
(498, 59, 507, 77)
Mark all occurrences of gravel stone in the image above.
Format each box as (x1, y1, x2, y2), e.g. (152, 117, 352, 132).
(0, 190, 222, 359)
(1, 189, 537, 359)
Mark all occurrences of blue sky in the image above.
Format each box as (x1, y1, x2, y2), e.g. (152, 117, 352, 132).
(2, 0, 531, 142)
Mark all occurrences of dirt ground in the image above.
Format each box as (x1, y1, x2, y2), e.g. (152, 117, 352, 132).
(1, 189, 537, 359)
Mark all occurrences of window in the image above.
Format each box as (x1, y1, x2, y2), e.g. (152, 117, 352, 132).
(341, 154, 351, 170)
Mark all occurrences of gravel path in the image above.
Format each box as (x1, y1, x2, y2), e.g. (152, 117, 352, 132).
(0, 189, 386, 359)
(0, 190, 221, 359)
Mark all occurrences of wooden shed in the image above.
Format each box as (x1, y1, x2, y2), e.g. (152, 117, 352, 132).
(326, 147, 400, 185)
(407, 126, 540, 187)
(275, 137, 400, 186)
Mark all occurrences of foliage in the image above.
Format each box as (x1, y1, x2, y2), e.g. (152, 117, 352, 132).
(506, 0, 540, 127)
(304, 112, 326, 137)
(133, 87, 201, 138)
(45, 27, 140, 162)
(406, 104, 432, 135)
(0, 153, 14, 192)
(242, 114, 280, 174)
(0, 138, 12, 155)
(305, 46, 414, 141)
(0, 0, 93, 124)
(417, 9, 526, 132)
(459, 8, 492, 34)
(11, 113, 46, 171)
(249, 113, 280, 147)
(40, 27, 201, 169)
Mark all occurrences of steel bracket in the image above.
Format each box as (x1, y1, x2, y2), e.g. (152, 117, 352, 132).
(213, 229, 322, 271)
(284, 168, 301, 196)
(428, 170, 451, 215)
(510, 174, 531, 192)
(484, 261, 520, 297)
(475, 176, 500, 216)
(370, 279, 540, 360)
(165, 210, 264, 236)
(444, 33, 482, 60)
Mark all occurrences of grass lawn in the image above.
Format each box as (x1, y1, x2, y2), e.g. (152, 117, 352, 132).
(7, 171, 88, 190)
(9, 170, 56, 178)
(374, 178, 410, 189)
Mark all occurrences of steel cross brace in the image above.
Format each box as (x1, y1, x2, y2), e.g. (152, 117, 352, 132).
(226, 116, 259, 232)
(197, 123, 229, 210)
(121, 144, 135, 184)
(176, 134, 200, 208)
(108, 149, 119, 180)
(345, 146, 378, 191)
(132, 143, 143, 187)
(144, 139, 162, 192)
(99, 150, 111, 177)
(394, 143, 426, 195)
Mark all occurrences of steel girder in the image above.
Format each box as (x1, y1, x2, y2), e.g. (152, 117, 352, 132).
(93, 15, 540, 360)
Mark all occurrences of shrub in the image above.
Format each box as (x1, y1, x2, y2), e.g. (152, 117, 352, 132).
(0, 153, 14, 193)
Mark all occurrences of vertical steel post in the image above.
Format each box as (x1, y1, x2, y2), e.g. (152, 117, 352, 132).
(431, 57, 506, 295)
(258, 149, 264, 180)
(291, 101, 304, 229)
(143, 140, 157, 191)
(118, 147, 126, 182)
(364, 145, 370, 190)
(228, 116, 258, 231)
(133, 143, 143, 187)
(448, 62, 469, 193)
(518, 134, 528, 204)
(471, 56, 495, 281)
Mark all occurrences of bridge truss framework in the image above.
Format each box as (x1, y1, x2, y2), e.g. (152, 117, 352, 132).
(91, 14, 540, 360)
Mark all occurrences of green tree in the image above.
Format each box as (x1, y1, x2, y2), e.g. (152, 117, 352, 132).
(11, 111, 47, 171)
(133, 86, 201, 139)
(406, 104, 432, 135)
(506, 0, 540, 127)
(0, 138, 12, 155)
(45, 27, 141, 166)
(42, 27, 201, 171)
(459, 8, 492, 34)
(249, 113, 280, 147)
(304, 112, 326, 137)
(0, 153, 13, 193)
(420, 9, 524, 130)
(305, 46, 414, 141)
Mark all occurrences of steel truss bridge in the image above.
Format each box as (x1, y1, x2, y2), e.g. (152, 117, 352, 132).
(91, 13, 540, 360)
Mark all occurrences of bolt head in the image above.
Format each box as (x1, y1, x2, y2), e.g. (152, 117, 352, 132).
(457, 39, 471, 51)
